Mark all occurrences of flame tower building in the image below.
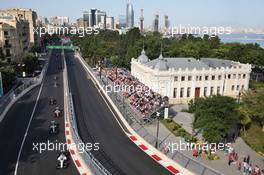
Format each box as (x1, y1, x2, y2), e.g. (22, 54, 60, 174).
(126, 0, 134, 29)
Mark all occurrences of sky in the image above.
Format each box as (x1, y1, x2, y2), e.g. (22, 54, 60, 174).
(0, 0, 264, 29)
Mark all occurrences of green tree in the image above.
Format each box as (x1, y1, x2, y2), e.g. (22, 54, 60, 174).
(238, 106, 252, 136)
(71, 30, 264, 69)
(209, 36, 221, 49)
(0, 57, 16, 93)
(22, 54, 39, 75)
(242, 86, 264, 132)
(189, 95, 240, 143)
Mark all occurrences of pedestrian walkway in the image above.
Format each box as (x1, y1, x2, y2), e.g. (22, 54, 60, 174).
(144, 104, 264, 175)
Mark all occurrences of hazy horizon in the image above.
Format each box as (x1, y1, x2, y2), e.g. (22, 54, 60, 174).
(1, 0, 264, 29)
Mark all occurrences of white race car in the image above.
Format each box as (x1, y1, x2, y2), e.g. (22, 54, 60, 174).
(56, 151, 69, 169)
(49, 97, 57, 105)
(49, 121, 58, 134)
(54, 107, 61, 117)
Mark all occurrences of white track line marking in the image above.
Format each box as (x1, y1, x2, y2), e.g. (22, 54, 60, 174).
(14, 82, 44, 175)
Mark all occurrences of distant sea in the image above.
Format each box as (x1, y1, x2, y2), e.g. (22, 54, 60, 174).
(219, 33, 264, 48)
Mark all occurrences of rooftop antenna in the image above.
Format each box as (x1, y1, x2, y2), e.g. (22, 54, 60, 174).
(159, 40, 163, 59)
(160, 40, 163, 54)
(141, 39, 145, 55)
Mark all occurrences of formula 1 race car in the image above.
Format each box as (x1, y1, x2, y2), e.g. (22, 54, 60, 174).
(49, 97, 57, 105)
(56, 151, 69, 169)
(49, 120, 58, 134)
(53, 81, 58, 87)
(54, 76, 58, 81)
(54, 107, 62, 117)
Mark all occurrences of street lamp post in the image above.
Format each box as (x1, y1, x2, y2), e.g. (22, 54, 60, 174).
(155, 112, 161, 149)
(238, 91, 242, 104)
(98, 60, 101, 79)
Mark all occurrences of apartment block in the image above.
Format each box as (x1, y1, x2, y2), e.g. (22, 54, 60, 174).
(0, 16, 30, 62)
(0, 8, 38, 47)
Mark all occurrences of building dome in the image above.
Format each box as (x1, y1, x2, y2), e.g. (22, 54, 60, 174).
(154, 54, 168, 70)
(138, 49, 149, 63)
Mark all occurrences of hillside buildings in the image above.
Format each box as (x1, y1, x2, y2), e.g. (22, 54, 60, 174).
(0, 16, 30, 62)
(36, 16, 48, 27)
(49, 16, 69, 26)
(76, 18, 88, 28)
(0, 8, 38, 48)
(0, 8, 39, 62)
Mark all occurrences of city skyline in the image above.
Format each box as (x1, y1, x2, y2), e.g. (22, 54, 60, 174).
(0, 0, 264, 30)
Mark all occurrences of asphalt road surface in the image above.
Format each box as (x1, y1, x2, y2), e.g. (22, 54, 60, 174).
(65, 50, 172, 175)
(0, 50, 79, 175)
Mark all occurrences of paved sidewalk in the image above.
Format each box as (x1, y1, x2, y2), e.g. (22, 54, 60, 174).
(170, 105, 194, 134)
(143, 105, 264, 175)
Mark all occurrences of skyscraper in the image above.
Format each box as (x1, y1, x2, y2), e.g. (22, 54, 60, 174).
(153, 13, 159, 32)
(139, 9, 144, 34)
(164, 15, 170, 29)
(126, 0, 134, 29)
(97, 12, 106, 29)
(89, 8, 97, 27)
(83, 11, 89, 26)
(84, 9, 106, 29)
(118, 15, 126, 29)
(106, 17, 114, 30)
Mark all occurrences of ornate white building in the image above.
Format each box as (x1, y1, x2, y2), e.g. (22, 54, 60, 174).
(131, 50, 252, 104)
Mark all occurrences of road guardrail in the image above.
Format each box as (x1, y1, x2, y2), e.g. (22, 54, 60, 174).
(62, 49, 112, 175)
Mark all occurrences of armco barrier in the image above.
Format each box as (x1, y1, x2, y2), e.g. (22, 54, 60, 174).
(75, 52, 195, 175)
(62, 49, 112, 175)
(0, 51, 51, 123)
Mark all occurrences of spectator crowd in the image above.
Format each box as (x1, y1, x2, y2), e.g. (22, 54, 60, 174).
(105, 67, 167, 118)
(227, 147, 264, 175)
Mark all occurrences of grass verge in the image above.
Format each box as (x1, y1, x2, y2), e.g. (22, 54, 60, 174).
(160, 118, 197, 143)
(242, 122, 264, 157)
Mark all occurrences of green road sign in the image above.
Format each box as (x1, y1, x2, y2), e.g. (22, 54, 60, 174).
(46, 45, 80, 49)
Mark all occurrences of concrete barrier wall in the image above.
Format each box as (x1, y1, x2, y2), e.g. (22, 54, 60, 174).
(0, 51, 51, 123)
